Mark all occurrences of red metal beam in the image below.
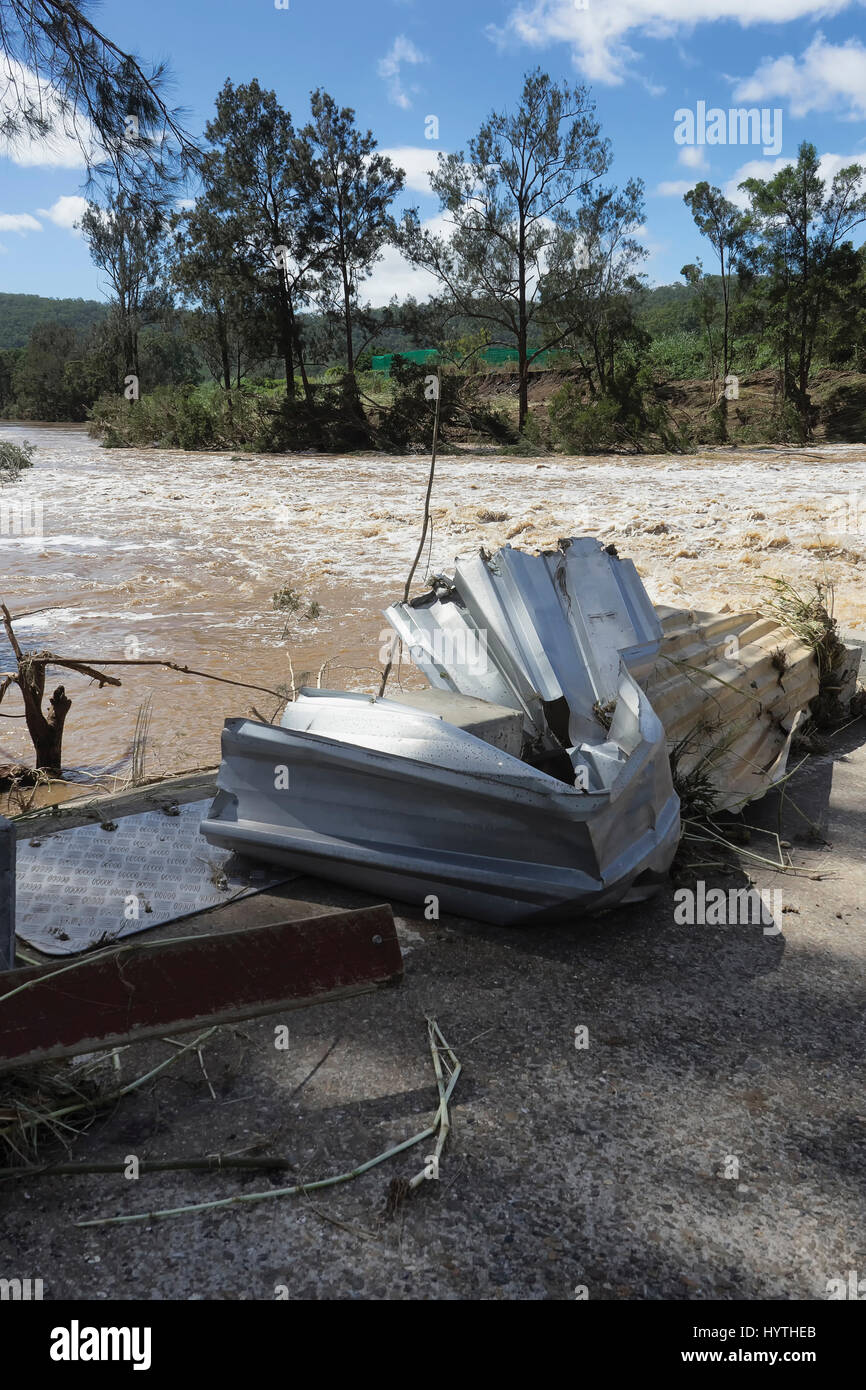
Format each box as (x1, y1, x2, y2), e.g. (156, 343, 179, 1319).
(0, 905, 402, 1069)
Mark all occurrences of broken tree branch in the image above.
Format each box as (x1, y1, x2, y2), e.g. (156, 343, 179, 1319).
(0, 605, 122, 773)
(17, 657, 285, 701)
(75, 1019, 461, 1228)
(1, 597, 288, 774)
(1, 604, 23, 662)
(0, 1154, 298, 1180)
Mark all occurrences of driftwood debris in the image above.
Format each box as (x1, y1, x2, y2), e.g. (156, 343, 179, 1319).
(0, 604, 120, 775)
(0, 600, 291, 778)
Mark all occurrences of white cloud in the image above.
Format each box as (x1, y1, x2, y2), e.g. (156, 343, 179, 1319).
(37, 195, 88, 231)
(377, 146, 442, 195)
(363, 213, 450, 306)
(654, 180, 696, 196)
(490, 0, 857, 86)
(734, 32, 866, 119)
(678, 146, 708, 170)
(723, 150, 866, 208)
(364, 244, 441, 304)
(0, 59, 95, 167)
(0, 212, 41, 234)
(377, 35, 427, 109)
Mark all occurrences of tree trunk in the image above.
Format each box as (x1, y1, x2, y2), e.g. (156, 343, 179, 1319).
(518, 355, 529, 432)
(517, 220, 528, 431)
(342, 267, 354, 375)
(18, 659, 71, 775)
(40, 686, 71, 774)
(216, 305, 231, 392)
(289, 309, 315, 407)
(276, 276, 295, 399)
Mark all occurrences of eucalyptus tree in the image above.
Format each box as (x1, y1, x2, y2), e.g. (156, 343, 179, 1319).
(683, 183, 749, 406)
(197, 79, 328, 400)
(399, 68, 610, 428)
(739, 142, 866, 432)
(170, 201, 264, 392)
(293, 89, 405, 374)
(80, 176, 169, 386)
(679, 260, 719, 395)
(541, 177, 647, 397)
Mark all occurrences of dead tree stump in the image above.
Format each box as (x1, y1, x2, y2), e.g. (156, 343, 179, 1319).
(17, 656, 71, 775)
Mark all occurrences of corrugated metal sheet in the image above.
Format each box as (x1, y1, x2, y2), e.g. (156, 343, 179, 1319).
(386, 541, 818, 817)
(202, 538, 813, 925)
(200, 686, 680, 927)
(647, 607, 819, 813)
(386, 537, 663, 747)
(202, 539, 683, 926)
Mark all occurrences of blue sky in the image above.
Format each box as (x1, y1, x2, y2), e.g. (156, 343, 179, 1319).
(2, 0, 866, 303)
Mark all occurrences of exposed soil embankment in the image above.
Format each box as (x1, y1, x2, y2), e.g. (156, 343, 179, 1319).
(473, 367, 866, 445)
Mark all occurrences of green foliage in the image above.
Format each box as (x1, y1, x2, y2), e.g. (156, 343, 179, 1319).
(636, 281, 713, 337)
(384, 359, 458, 448)
(439, 325, 492, 372)
(817, 378, 866, 440)
(80, 185, 169, 380)
(399, 67, 616, 427)
(9, 323, 84, 420)
(89, 384, 244, 448)
(272, 586, 302, 613)
(549, 386, 622, 452)
(549, 363, 683, 453)
(383, 359, 514, 448)
(518, 409, 552, 453)
(739, 142, 866, 433)
(0, 439, 35, 480)
(138, 327, 203, 388)
(646, 331, 710, 380)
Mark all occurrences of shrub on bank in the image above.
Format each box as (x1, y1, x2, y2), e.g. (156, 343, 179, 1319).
(0, 439, 35, 479)
(383, 359, 515, 448)
(89, 380, 378, 453)
(549, 365, 687, 454)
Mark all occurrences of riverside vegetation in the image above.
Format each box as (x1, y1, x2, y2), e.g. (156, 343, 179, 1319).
(0, 68, 865, 454)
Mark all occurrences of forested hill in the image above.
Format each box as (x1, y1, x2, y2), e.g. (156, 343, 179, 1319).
(0, 293, 107, 349)
(0, 281, 713, 355)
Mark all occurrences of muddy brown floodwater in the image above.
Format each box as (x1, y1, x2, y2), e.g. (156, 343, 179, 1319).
(1, 422, 864, 785)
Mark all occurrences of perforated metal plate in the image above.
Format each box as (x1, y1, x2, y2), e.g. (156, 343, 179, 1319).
(15, 799, 286, 956)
